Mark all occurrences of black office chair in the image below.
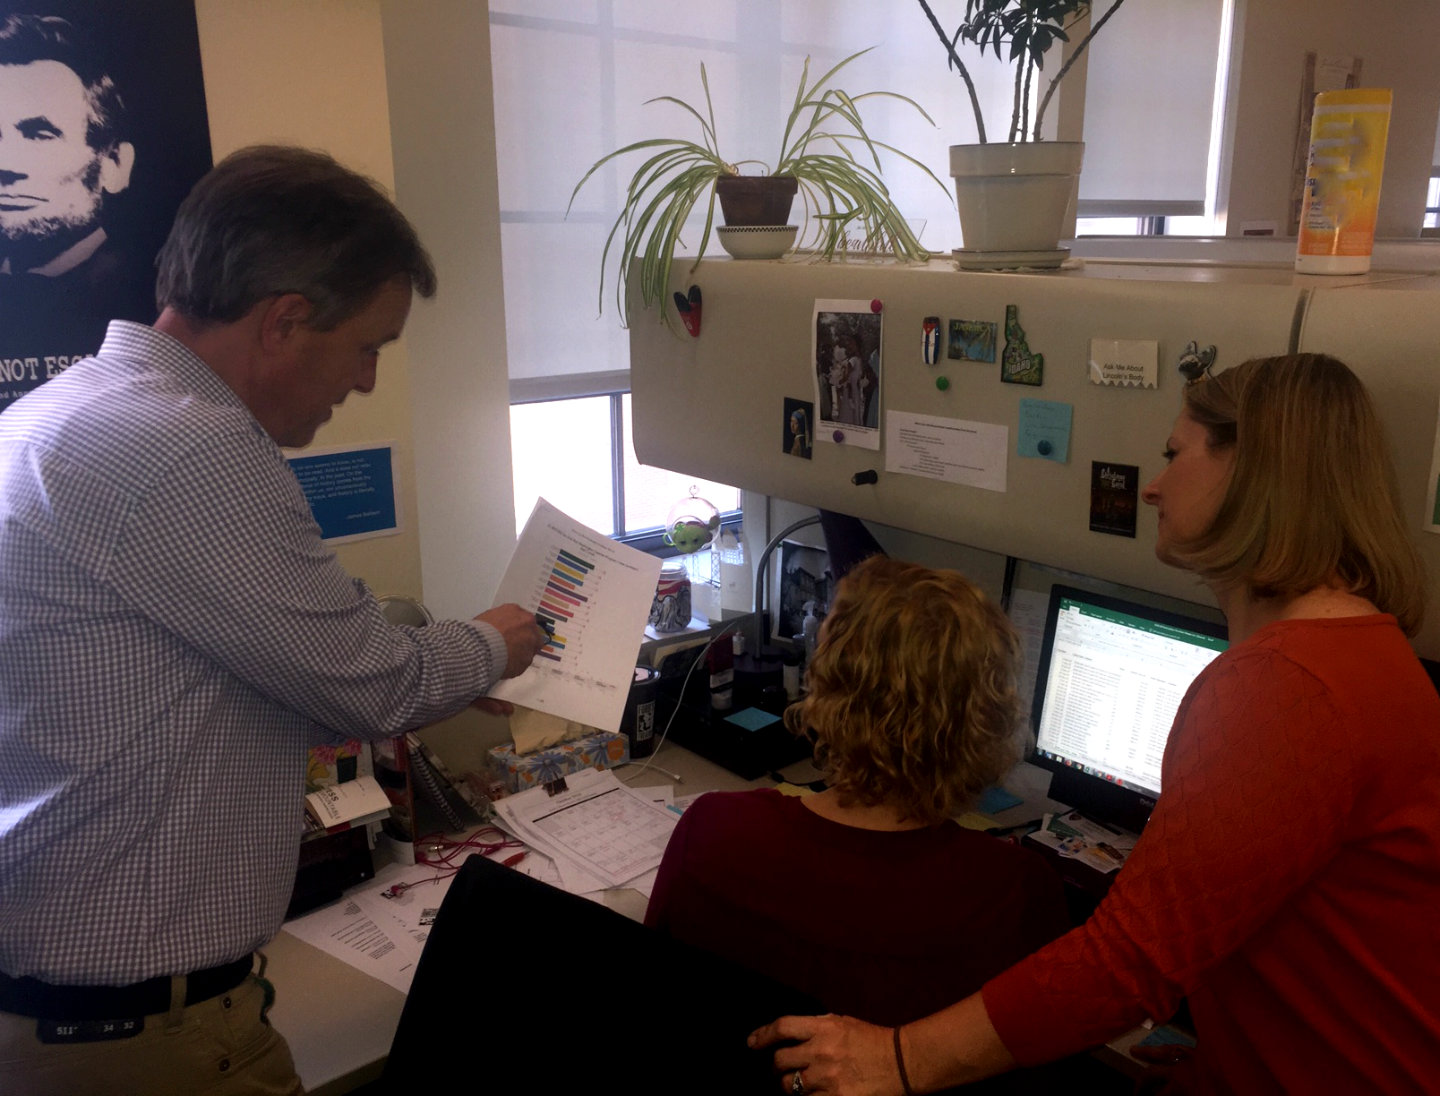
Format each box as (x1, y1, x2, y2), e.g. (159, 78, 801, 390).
(380, 853, 821, 1094)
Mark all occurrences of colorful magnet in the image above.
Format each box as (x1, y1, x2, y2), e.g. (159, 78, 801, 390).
(922, 316, 941, 364)
(1000, 304, 1043, 386)
(935, 376, 950, 391)
(833, 429, 846, 442)
(947, 318, 998, 362)
(1177, 340, 1217, 384)
(673, 284, 702, 338)
(870, 299, 883, 313)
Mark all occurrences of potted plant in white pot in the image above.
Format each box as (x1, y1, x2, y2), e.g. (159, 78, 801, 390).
(569, 48, 948, 329)
(917, 0, 1128, 266)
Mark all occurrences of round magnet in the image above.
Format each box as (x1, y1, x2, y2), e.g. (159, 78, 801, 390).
(832, 429, 845, 442)
(1038, 439, 1053, 456)
(935, 376, 949, 391)
(870, 299, 883, 313)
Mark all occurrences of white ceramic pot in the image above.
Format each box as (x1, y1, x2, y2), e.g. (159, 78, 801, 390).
(948, 141, 1084, 253)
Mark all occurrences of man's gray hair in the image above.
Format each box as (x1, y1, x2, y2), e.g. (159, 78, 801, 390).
(154, 145, 437, 329)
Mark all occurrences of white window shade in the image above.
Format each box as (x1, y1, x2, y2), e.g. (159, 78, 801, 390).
(1077, 0, 1225, 218)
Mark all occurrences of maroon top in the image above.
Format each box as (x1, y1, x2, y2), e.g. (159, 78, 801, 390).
(645, 787, 1067, 1026)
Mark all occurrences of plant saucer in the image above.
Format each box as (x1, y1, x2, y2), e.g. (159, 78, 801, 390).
(717, 225, 799, 260)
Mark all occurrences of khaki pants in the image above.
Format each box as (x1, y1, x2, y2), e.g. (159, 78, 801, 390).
(0, 975, 304, 1096)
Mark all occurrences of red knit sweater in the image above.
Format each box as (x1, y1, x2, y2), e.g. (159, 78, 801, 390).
(646, 788, 1068, 1028)
(984, 615, 1440, 1093)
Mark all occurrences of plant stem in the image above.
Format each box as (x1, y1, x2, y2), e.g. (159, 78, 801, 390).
(1033, 0, 1129, 140)
(916, 0, 987, 143)
(1021, 54, 1034, 141)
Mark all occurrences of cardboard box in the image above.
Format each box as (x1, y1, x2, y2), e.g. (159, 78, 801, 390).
(487, 730, 630, 794)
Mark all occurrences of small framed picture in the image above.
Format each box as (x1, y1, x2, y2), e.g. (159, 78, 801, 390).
(774, 542, 831, 642)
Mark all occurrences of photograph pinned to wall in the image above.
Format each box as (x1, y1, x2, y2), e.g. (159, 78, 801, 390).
(0, 0, 213, 408)
(1090, 461, 1139, 538)
(783, 397, 813, 460)
(1000, 304, 1044, 386)
(813, 298, 881, 450)
(774, 541, 831, 643)
(948, 318, 997, 363)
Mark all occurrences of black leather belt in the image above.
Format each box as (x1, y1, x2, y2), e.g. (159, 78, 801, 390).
(0, 954, 254, 1021)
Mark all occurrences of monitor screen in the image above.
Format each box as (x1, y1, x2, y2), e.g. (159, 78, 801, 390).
(1030, 585, 1228, 832)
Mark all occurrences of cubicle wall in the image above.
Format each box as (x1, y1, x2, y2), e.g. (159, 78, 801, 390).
(629, 257, 1440, 659)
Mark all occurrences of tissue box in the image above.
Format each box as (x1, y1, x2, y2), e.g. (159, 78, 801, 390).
(487, 730, 630, 794)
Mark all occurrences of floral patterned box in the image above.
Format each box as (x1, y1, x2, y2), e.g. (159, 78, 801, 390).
(487, 730, 629, 794)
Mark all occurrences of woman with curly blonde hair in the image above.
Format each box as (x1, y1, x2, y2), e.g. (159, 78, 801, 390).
(645, 555, 1066, 1028)
(756, 354, 1440, 1096)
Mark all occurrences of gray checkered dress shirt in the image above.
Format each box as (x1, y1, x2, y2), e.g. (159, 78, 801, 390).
(0, 322, 505, 985)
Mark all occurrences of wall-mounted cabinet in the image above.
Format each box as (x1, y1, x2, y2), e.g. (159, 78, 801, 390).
(631, 256, 1440, 659)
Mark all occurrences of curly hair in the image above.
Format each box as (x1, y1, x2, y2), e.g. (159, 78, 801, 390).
(783, 555, 1022, 824)
(1175, 353, 1425, 634)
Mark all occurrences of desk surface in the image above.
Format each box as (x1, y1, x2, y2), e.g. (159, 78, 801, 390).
(268, 750, 1072, 1094)
(267, 743, 823, 1094)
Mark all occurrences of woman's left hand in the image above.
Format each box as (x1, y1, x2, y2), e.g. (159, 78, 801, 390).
(749, 1013, 898, 1096)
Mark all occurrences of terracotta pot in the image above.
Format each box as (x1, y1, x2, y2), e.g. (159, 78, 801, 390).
(715, 174, 799, 227)
(949, 141, 1084, 254)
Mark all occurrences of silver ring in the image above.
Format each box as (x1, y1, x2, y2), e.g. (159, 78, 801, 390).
(791, 1069, 805, 1095)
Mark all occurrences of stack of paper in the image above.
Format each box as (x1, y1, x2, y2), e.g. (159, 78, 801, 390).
(492, 768, 679, 896)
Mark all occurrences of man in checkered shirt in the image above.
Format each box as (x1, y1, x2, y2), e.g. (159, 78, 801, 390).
(0, 145, 549, 1094)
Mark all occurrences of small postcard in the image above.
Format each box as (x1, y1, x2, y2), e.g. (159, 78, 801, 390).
(947, 318, 998, 362)
(1090, 461, 1140, 537)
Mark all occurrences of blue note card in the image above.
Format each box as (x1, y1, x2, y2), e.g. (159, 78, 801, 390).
(978, 785, 1024, 813)
(724, 708, 782, 732)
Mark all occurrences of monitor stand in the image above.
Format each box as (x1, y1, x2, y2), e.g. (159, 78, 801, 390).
(1047, 766, 1157, 836)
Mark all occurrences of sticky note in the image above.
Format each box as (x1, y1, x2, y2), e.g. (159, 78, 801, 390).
(1017, 398, 1072, 462)
(724, 707, 782, 732)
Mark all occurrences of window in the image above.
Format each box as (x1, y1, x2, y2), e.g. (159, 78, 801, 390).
(490, 3, 1234, 534)
(509, 393, 740, 551)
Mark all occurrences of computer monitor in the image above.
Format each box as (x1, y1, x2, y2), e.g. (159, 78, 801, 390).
(1029, 584, 1228, 833)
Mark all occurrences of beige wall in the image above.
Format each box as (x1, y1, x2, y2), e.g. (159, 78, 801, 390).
(188, 1, 516, 765)
(192, 0, 518, 629)
(1223, 0, 1440, 236)
(193, 0, 425, 601)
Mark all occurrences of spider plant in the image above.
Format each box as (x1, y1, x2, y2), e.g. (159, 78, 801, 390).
(916, 0, 1128, 143)
(568, 48, 949, 329)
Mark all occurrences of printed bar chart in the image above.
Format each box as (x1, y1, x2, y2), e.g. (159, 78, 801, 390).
(535, 548, 594, 663)
(490, 499, 661, 731)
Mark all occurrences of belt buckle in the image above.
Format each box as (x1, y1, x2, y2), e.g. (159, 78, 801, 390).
(37, 1017, 144, 1043)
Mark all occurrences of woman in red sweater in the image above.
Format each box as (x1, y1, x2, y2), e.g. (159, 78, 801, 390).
(753, 353, 1440, 1095)
(646, 555, 1068, 1032)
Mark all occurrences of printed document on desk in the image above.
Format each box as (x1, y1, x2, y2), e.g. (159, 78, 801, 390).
(283, 860, 457, 993)
(490, 498, 662, 731)
(493, 768, 678, 891)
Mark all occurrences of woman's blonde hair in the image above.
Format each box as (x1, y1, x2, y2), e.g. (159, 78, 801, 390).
(1174, 353, 1425, 634)
(783, 555, 1021, 824)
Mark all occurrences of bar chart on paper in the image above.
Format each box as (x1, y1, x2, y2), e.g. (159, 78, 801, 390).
(534, 548, 594, 666)
(489, 499, 662, 732)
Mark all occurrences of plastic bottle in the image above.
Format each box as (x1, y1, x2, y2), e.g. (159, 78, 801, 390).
(717, 528, 751, 616)
(1295, 88, 1392, 275)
